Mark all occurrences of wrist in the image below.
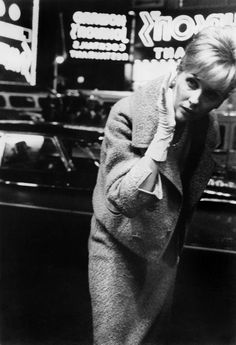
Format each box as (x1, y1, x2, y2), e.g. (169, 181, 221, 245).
(145, 134, 174, 162)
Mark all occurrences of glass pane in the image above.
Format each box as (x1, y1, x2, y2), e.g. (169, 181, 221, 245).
(38, 97, 47, 108)
(36, 137, 65, 171)
(0, 95, 6, 107)
(1, 134, 65, 171)
(9, 96, 35, 108)
(62, 139, 101, 162)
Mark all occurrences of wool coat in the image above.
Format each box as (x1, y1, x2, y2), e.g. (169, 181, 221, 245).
(88, 74, 219, 345)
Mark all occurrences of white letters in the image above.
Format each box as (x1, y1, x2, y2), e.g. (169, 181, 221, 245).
(172, 15, 195, 41)
(138, 11, 155, 47)
(69, 49, 129, 61)
(153, 46, 185, 60)
(138, 11, 236, 46)
(153, 14, 172, 42)
(69, 10, 129, 61)
(72, 11, 126, 27)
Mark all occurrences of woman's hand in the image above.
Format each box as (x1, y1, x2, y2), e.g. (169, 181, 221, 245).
(157, 70, 176, 132)
(145, 72, 176, 162)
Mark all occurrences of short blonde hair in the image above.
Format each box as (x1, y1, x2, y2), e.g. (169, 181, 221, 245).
(179, 26, 236, 95)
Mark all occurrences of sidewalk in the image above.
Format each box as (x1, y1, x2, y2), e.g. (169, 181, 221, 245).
(1, 248, 236, 345)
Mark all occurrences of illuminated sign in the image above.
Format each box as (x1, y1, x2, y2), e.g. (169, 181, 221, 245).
(133, 9, 236, 87)
(138, 11, 236, 47)
(0, 0, 39, 86)
(208, 178, 236, 189)
(69, 11, 131, 62)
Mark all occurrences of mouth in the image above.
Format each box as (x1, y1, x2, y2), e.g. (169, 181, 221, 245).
(181, 106, 194, 115)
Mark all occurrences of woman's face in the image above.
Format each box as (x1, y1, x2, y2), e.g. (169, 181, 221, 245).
(172, 71, 227, 123)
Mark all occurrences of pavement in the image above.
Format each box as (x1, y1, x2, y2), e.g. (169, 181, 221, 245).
(1, 246, 236, 345)
(1, 201, 236, 345)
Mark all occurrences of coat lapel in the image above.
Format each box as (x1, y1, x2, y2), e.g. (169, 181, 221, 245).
(158, 147, 183, 195)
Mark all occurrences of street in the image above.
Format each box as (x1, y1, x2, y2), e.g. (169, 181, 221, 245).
(0, 203, 236, 345)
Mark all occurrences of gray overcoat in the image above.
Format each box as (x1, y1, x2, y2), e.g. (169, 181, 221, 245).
(88, 74, 219, 345)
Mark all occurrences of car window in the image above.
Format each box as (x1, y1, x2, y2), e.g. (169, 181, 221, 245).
(0, 95, 6, 107)
(9, 96, 36, 108)
(61, 138, 101, 167)
(1, 134, 65, 171)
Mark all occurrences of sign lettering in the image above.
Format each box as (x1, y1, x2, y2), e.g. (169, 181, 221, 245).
(138, 11, 236, 47)
(69, 11, 130, 62)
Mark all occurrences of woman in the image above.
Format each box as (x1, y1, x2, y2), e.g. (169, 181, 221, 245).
(88, 26, 236, 345)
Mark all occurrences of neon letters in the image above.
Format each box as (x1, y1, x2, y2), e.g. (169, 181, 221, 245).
(69, 11, 130, 61)
(138, 11, 236, 47)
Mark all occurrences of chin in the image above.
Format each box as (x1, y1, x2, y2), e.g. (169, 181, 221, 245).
(175, 109, 187, 123)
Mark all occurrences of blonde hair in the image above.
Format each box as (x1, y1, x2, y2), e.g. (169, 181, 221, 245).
(179, 26, 236, 95)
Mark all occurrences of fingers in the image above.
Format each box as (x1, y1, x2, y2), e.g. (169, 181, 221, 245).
(156, 69, 177, 129)
(165, 87, 176, 128)
(162, 67, 178, 90)
(159, 68, 177, 107)
(169, 68, 178, 89)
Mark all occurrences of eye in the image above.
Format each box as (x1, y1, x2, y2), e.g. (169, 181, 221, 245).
(186, 77, 198, 90)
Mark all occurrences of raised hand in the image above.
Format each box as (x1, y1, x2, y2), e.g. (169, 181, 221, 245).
(145, 71, 177, 162)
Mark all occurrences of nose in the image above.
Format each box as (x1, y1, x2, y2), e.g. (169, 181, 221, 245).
(189, 89, 202, 106)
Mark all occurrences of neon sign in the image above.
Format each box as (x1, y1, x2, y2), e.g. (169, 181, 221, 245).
(138, 11, 236, 47)
(133, 9, 236, 88)
(208, 178, 236, 189)
(0, 0, 39, 86)
(69, 11, 130, 62)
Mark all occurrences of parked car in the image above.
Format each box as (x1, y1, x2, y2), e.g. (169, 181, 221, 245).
(0, 91, 47, 121)
(0, 120, 105, 344)
(0, 120, 102, 200)
(0, 120, 104, 271)
(0, 119, 235, 253)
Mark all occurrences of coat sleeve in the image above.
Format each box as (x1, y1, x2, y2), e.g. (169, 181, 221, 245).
(101, 97, 162, 218)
